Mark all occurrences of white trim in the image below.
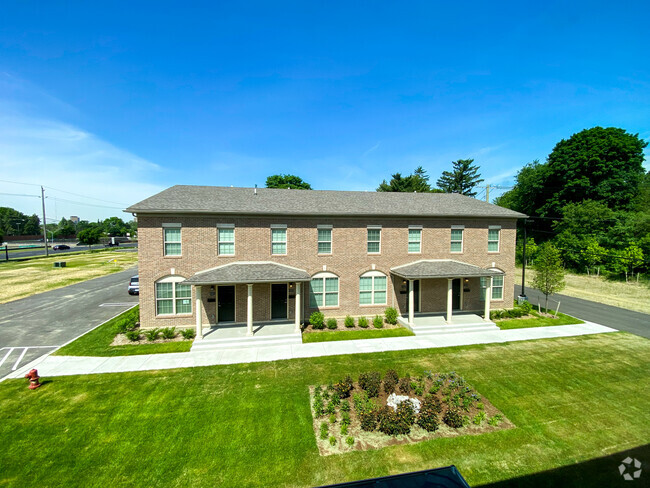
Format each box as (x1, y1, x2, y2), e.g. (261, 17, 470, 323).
(488, 226, 501, 253)
(271, 226, 287, 255)
(450, 227, 463, 253)
(317, 226, 332, 255)
(359, 271, 388, 306)
(309, 272, 339, 308)
(408, 227, 422, 254)
(194, 260, 309, 276)
(367, 227, 381, 254)
(155, 276, 192, 316)
(217, 225, 235, 256)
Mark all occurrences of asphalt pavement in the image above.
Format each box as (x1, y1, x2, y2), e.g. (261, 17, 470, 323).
(515, 284, 650, 339)
(0, 267, 138, 380)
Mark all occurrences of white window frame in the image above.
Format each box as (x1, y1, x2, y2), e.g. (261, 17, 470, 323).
(488, 225, 501, 253)
(162, 223, 182, 256)
(367, 225, 381, 254)
(480, 272, 504, 301)
(451, 225, 464, 253)
(317, 225, 332, 254)
(155, 276, 192, 315)
(309, 272, 339, 308)
(271, 224, 287, 255)
(359, 271, 388, 306)
(217, 223, 235, 256)
(408, 225, 422, 254)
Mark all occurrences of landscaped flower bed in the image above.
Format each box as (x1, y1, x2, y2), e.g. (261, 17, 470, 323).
(303, 307, 403, 335)
(310, 370, 513, 455)
(109, 316, 196, 346)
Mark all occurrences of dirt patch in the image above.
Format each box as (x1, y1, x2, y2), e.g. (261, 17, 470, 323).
(309, 372, 514, 456)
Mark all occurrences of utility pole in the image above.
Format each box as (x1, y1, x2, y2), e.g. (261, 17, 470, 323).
(485, 184, 490, 203)
(41, 186, 49, 257)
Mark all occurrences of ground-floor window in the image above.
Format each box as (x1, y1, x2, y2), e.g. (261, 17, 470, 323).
(480, 274, 504, 300)
(156, 277, 192, 315)
(359, 271, 387, 305)
(309, 272, 339, 307)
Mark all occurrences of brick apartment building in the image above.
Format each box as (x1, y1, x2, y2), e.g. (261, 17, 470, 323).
(126, 186, 525, 338)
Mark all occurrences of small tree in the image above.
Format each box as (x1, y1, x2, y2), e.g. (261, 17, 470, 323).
(77, 228, 102, 247)
(532, 242, 566, 311)
(621, 244, 644, 282)
(584, 239, 604, 276)
(436, 159, 484, 197)
(265, 174, 312, 189)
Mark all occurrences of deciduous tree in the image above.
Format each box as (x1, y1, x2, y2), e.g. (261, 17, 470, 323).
(532, 242, 566, 311)
(265, 174, 312, 189)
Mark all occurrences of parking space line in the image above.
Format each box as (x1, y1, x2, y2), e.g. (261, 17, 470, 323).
(12, 348, 28, 371)
(0, 348, 14, 368)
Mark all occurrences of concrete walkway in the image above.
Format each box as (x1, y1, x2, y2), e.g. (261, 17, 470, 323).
(7, 321, 616, 380)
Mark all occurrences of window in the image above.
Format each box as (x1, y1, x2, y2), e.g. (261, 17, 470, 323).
(480, 274, 504, 300)
(367, 226, 381, 253)
(309, 272, 339, 307)
(488, 226, 500, 252)
(218, 224, 235, 255)
(163, 224, 181, 256)
(408, 226, 422, 253)
(156, 277, 192, 315)
(271, 225, 287, 255)
(317, 226, 332, 254)
(450, 226, 463, 253)
(359, 271, 387, 305)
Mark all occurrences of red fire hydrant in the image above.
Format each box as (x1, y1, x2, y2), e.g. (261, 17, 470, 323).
(24, 369, 41, 390)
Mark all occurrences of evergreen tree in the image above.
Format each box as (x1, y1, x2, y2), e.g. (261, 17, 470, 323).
(377, 166, 439, 193)
(436, 159, 484, 197)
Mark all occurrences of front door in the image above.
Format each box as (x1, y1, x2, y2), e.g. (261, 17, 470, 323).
(406, 280, 420, 313)
(271, 283, 288, 319)
(217, 285, 235, 322)
(452, 279, 461, 310)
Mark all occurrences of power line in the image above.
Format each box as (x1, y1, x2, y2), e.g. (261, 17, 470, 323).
(0, 192, 41, 198)
(45, 196, 124, 210)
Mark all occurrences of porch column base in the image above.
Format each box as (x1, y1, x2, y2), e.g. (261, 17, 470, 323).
(408, 280, 414, 325)
(484, 276, 492, 322)
(247, 284, 254, 336)
(446, 278, 453, 324)
(294, 282, 302, 333)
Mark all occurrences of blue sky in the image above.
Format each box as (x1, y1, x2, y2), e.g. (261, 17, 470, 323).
(1, 1, 649, 222)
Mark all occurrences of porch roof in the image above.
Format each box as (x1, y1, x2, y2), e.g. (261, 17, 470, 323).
(183, 261, 311, 285)
(390, 259, 504, 279)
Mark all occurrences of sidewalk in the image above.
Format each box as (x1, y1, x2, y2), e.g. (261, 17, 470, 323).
(8, 322, 617, 379)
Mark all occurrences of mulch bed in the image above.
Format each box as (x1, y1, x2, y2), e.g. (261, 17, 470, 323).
(110, 333, 192, 346)
(303, 322, 403, 334)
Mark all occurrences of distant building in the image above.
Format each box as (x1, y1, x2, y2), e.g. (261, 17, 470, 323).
(70, 216, 80, 224)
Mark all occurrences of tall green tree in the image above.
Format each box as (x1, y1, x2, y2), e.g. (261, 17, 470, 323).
(265, 174, 312, 189)
(23, 215, 41, 235)
(102, 217, 128, 236)
(436, 159, 484, 197)
(377, 166, 438, 192)
(532, 242, 566, 311)
(77, 228, 102, 247)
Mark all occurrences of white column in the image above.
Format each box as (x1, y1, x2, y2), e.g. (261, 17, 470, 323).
(294, 282, 301, 332)
(408, 279, 414, 325)
(195, 286, 203, 340)
(247, 284, 254, 336)
(484, 276, 492, 322)
(446, 278, 453, 324)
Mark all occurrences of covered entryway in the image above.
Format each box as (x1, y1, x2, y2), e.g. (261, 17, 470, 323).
(183, 261, 311, 339)
(405, 280, 420, 313)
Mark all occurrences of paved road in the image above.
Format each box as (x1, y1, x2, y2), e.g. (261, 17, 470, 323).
(0, 267, 138, 380)
(3, 243, 137, 260)
(515, 284, 650, 339)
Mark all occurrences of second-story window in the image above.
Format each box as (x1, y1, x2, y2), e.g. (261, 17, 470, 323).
(367, 226, 381, 254)
(488, 226, 500, 252)
(408, 226, 422, 253)
(163, 224, 181, 256)
(218, 224, 235, 255)
(450, 225, 464, 253)
(317, 225, 332, 254)
(271, 225, 287, 255)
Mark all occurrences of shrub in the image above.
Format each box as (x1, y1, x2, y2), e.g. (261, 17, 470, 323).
(488, 414, 503, 426)
(329, 436, 336, 446)
(417, 396, 441, 432)
(333, 375, 354, 398)
(125, 330, 140, 342)
(359, 409, 378, 432)
(346, 436, 354, 446)
(320, 422, 329, 440)
(377, 402, 415, 436)
(383, 369, 399, 394)
(353, 391, 375, 414)
(443, 409, 464, 428)
(359, 372, 381, 398)
(326, 401, 336, 414)
(313, 397, 324, 417)
(326, 317, 338, 330)
(340, 423, 348, 435)
(340, 401, 351, 412)
(161, 327, 177, 339)
(310, 312, 325, 329)
(344, 315, 355, 328)
(116, 318, 137, 334)
(330, 392, 341, 406)
(398, 375, 412, 395)
(518, 300, 533, 314)
(144, 328, 161, 341)
(181, 328, 196, 340)
(358, 316, 369, 328)
(329, 414, 336, 424)
(384, 307, 398, 325)
(341, 410, 351, 426)
(476, 402, 485, 410)
(372, 315, 384, 328)
(473, 411, 486, 425)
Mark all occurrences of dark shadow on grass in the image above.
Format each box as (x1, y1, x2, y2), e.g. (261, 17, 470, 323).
(478, 444, 649, 488)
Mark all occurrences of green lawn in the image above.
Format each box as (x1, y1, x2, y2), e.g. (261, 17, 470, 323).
(2, 332, 649, 487)
(496, 311, 584, 330)
(54, 306, 193, 356)
(303, 327, 414, 343)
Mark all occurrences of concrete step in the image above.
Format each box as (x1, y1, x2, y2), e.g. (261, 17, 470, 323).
(192, 333, 302, 351)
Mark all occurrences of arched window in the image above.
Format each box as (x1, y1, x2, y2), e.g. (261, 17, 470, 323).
(359, 271, 387, 305)
(309, 272, 339, 308)
(480, 270, 504, 301)
(155, 276, 192, 315)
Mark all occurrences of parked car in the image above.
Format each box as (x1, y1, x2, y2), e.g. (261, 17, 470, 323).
(53, 244, 71, 251)
(128, 275, 139, 295)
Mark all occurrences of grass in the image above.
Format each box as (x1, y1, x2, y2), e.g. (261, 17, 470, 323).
(1, 332, 649, 487)
(496, 311, 583, 330)
(54, 306, 193, 356)
(517, 266, 650, 314)
(0, 249, 138, 303)
(302, 327, 414, 343)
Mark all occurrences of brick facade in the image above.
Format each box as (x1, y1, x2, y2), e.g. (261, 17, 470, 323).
(137, 214, 517, 329)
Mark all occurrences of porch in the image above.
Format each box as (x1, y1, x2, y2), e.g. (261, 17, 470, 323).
(397, 312, 500, 336)
(191, 321, 302, 352)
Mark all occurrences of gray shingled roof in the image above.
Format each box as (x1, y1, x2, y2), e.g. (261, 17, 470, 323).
(183, 261, 311, 285)
(391, 260, 504, 279)
(126, 185, 525, 218)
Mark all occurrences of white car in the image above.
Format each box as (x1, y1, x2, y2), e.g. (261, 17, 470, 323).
(127, 275, 139, 295)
